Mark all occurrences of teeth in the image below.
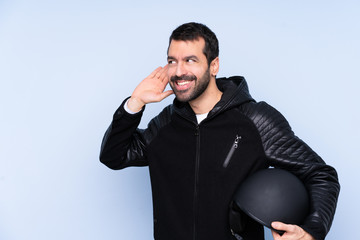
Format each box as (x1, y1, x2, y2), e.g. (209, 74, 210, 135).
(177, 80, 191, 86)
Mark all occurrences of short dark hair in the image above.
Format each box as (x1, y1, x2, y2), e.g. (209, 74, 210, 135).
(168, 22, 219, 65)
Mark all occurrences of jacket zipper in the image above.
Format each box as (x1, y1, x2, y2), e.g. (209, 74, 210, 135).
(223, 135, 242, 168)
(193, 125, 200, 240)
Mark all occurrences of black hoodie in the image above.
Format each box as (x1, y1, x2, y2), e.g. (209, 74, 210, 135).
(100, 76, 339, 240)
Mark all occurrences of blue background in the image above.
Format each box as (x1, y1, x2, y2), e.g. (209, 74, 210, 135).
(1, 0, 359, 239)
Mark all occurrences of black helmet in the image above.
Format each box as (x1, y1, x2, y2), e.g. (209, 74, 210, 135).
(231, 168, 309, 234)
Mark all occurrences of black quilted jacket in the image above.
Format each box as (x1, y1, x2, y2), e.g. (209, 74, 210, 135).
(100, 76, 340, 240)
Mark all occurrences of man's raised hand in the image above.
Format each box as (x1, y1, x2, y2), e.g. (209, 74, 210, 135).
(127, 65, 173, 112)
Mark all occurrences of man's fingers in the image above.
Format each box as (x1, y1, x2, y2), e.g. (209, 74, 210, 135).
(272, 222, 293, 232)
(149, 66, 163, 78)
(151, 90, 173, 103)
(159, 64, 168, 82)
(271, 222, 315, 240)
(160, 90, 174, 99)
(152, 65, 168, 80)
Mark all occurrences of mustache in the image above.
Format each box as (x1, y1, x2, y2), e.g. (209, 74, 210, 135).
(170, 74, 197, 82)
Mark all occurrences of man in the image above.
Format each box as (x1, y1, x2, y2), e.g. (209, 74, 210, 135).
(100, 22, 340, 240)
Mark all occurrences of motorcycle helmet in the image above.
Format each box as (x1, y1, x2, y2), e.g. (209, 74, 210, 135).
(232, 168, 309, 232)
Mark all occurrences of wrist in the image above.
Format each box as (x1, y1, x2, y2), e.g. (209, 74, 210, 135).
(127, 97, 145, 113)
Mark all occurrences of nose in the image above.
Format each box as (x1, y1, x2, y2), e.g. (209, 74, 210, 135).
(175, 62, 186, 77)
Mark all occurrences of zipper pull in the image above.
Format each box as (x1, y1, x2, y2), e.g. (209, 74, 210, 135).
(223, 135, 242, 168)
(233, 135, 241, 148)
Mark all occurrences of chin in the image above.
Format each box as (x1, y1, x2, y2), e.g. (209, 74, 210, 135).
(175, 95, 190, 103)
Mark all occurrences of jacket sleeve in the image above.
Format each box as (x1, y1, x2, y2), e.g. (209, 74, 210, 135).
(242, 101, 340, 240)
(99, 98, 148, 170)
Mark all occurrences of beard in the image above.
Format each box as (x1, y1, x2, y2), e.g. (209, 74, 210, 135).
(170, 68, 211, 103)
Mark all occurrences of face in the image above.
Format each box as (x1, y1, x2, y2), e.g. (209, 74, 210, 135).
(167, 38, 212, 103)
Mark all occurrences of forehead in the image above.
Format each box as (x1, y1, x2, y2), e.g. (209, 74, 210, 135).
(168, 38, 206, 58)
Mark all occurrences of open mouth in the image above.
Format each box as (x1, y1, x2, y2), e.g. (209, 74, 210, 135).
(176, 80, 192, 86)
(174, 80, 193, 91)
(171, 75, 196, 91)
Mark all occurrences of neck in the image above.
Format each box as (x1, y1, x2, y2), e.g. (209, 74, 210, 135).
(189, 78, 222, 114)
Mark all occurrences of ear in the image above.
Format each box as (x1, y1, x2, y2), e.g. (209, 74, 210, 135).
(210, 57, 219, 77)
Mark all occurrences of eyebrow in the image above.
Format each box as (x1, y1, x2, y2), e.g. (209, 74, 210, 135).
(167, 55, 200, 61)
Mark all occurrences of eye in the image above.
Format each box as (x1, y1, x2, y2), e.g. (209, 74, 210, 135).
(168, 60, 176, 65)
(186, 58, 196, 63)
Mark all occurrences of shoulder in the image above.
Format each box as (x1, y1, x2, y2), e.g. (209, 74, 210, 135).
(241, 101, 292, 133)
(150, 104, 174, 126)
(240, 101, 296, 152)
(143, 104, 174, 144)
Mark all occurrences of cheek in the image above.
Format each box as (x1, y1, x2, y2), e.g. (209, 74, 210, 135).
(193, 67, 208, 78)
(167, 66, 175, 77)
